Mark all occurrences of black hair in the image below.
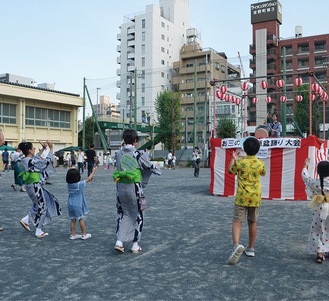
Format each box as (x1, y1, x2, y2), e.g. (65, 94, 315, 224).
(18, 142, 33, 156)
(90, 144, 94, 148)
(243, 137, 260, 156)
(272, 113, 278, 117)
(66, 168, 81, 184)
(122, 129, 139, 145)
(317, 161, 329, 196)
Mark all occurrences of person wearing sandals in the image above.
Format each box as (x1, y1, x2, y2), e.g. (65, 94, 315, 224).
(18, 140, 62, 238)
(66, 166, 97, 240)
(302, 158, 329, 264)
(113, 129, 161, 254)
(227, 136, 266, 265)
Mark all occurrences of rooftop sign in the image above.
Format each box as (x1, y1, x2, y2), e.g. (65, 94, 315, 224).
(251, 0, 282, 24)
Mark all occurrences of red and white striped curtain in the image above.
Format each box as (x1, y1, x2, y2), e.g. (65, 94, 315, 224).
(210, 135, 328, 200)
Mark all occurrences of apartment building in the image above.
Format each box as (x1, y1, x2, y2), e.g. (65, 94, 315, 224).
(116, 0, 189, 124)
(249, 0, 329, 132)
(172, 31, 241, 148)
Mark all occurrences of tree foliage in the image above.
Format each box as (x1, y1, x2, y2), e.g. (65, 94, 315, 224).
(78, 116, 95, 147)
(293, 84, 318, 137)
(155, 91, 182, 151)
(216, 117, 237, 138)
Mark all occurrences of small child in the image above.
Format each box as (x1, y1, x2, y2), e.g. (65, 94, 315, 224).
(66, 165, 97, 240)
(227, 136, 266, 265)
(302, 158, 329, 263)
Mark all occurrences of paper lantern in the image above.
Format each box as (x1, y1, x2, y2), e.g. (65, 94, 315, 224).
(295, 95, 303, 102)
(235, 98, 241, 105)
(317, 86, 323, 96)
(231, 96, 236, 103)
(260, 80, 268, 89)
(220, 85, 227, 94)
(312, 83, 319, 92)
(295, 77, 303, 87)
(216, 90, 223, 99)
(311, 94, 316, 101)
(225, 94, 231, 102)
(252, 97, 258, 104)
(280, 96, 287, 102)
(276, 79, 285, 88)
(241, 81, 248, 92)
(265, 96, 272, 103)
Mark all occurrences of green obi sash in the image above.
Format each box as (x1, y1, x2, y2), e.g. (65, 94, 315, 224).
(18, 171, 41, 184)
(113, 169, 142, 183)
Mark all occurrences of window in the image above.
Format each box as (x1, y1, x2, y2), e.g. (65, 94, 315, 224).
(161, 47, 165, 53)
(161, 72, 165, 78)
(161, 34, 165, 40)
(141, 83, 145, 93)
(221, 65, 226, 73)
(141, 97, 145, 106)
(315, 41, 326, 52)
(142, 44, 145, 54)
(186, 63, 193, 67)
(298, 43, 309, 53)
(142, 57, 145, 67)
(142, 32, 145, 41)
(215, 63, 220, 70)
(0, 103, 16, 124)
(142, 19, 145, 29)
(297, 59, 309, 68)
(186, 79, 193, 83)
(25, 107, 70, 128)
(161, 22, 165, 28)
(161, 59, 165, 65)
(161, 85, 165, 90)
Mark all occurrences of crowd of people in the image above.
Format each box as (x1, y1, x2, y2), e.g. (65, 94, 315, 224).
(1, 127, 329, 264)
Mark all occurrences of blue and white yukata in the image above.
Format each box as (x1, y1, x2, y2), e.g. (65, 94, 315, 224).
(20, 150, 61, 227)
(114, 144, 161, 244)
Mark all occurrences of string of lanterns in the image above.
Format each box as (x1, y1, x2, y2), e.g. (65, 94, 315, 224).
(215, 76, 328, 105)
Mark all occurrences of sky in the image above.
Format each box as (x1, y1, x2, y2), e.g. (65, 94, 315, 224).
(1, 0, 329, 117)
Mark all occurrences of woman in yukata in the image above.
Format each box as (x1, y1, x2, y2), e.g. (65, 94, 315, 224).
(18, 140, 61, 238)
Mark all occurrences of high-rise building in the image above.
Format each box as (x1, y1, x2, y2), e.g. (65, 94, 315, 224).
(249, 0, 329, 134)
(116, 0, 189, 126)
(173, 30, 241, 149)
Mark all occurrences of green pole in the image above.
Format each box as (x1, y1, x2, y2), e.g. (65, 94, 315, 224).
(134, 68, 137, 130)
(82, 77, 86, 149)
(282, 47, 287, 136)
(193, 59, 197, 148)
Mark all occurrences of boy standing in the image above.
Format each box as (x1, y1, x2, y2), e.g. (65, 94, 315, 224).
(227, 137, 266, 265)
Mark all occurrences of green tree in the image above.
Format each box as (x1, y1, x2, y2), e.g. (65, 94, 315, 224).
(78, 116, 95, 147)
(155, 91, 182, 151)
(293, 84, 318, 136)
(216, 118, 237, 138)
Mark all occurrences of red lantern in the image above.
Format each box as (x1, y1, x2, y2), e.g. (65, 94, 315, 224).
(321, 90, 326, 99)
(324, 93, 329, 101)
(311, 94, 316, 101)
(220, 85, 227, 94)
(295, 95, 303, 102)
(312, 83, 319, 92)
(295, 77, 303, 87)
(265, 96, 272, 103)
(225, 94, 231, 102)
(241, 81, 248, 92)
(260, 80, 268, 89)
(252, 97, 258, 104)
(317, 86, 322, 95)
(235, 98, 241, 105)
(322, 92, 328, 101)
(280, 96, 287, 102)
(276, 79, 285, 88)
(216, 90, 223, 99)
(231, 96, 236, 103)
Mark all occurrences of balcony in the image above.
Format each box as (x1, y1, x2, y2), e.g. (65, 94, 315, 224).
(127, 27, 135, 35)
(116, 81, 121, 88)
(127, 52, 135, 59)
(127, 65, 135, 72)
(117, 33, 121, 41)
(249, 44, 255, 54)
(117, 45, 121, 53)
(116, 57, 121, 64)
(249, 59, 255, 69)
(128, 40, 135, 47)
(116, 69, 121, 76)
(116, 93, 121, 100)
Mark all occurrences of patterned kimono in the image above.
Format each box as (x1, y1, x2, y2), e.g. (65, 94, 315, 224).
(20, 151, 61, 227)
(114, 145, 160, 243)
(302, 167, 329, 254)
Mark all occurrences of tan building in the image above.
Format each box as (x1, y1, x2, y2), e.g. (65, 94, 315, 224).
(172, 29, 241, 148)
(0, 81, 83, 150)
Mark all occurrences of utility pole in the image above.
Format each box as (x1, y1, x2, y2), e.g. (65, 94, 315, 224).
(96, 87, 101, 117)
(193, 59, 197, 147)
(281, 47, 286, 136)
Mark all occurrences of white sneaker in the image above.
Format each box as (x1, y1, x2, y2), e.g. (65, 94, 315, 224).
(244, 247, 255, 257)
(81, 233, 91, 240)
(228, 244, 245, 265)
